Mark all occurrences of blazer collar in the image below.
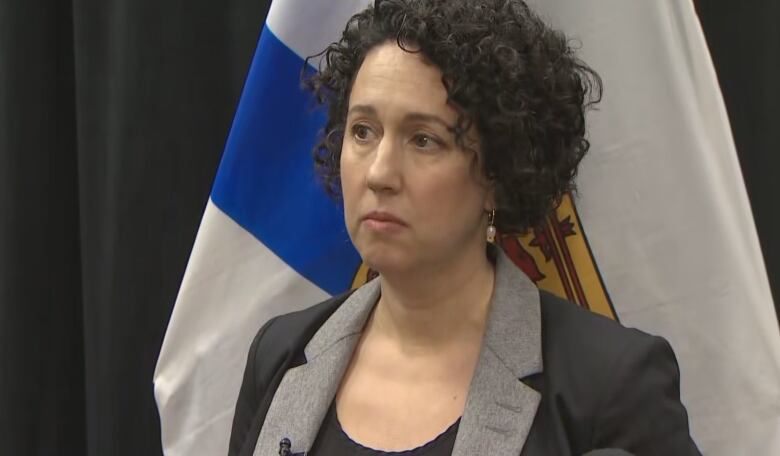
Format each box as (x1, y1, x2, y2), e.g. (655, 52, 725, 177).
(450, 249, 542, 455)
(253, 249, 542, 455)
(303, 278, 381, 361)
(252, 280, 381, 456)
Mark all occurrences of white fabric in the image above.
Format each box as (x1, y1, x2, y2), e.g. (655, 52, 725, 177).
(266, 0, 371, 63)
(528, 1, 780, 453)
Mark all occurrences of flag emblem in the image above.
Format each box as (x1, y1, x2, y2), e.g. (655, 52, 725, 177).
(502, 193, 616, 320)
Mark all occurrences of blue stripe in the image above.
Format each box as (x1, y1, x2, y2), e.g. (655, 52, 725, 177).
(211, 27, 361, 295)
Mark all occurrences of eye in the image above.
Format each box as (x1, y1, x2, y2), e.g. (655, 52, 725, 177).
(412, 133, 442, 150)
(351, 123, 375, 143)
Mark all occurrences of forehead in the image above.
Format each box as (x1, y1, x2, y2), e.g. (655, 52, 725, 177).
(348, 42, 455, 121)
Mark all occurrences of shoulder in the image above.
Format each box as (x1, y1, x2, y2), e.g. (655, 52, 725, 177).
(535, 289, 678, 404)
(528, 291, 700, 454)
(538, 290, 665, 361)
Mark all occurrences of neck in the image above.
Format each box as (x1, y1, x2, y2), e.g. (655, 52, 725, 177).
(369, 244, 496, 354)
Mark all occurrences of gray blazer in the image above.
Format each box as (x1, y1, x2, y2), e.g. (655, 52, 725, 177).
(230, 250, 701, 455)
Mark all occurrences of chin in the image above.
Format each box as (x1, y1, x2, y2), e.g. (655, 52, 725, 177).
(357, 244, 415, 276)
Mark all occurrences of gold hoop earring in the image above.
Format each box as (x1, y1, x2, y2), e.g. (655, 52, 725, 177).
(486, 209, 497, 243)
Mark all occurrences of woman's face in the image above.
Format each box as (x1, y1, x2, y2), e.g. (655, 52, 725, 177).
(340, 42, 492, 274)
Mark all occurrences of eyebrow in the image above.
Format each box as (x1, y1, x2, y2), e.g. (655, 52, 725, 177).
(347, 104, 454, 130)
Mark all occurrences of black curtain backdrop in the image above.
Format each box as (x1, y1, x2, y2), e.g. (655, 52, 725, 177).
(0, 1, 776, 455)
(1, 0, 271, 454)
(695, 1, 780, 306)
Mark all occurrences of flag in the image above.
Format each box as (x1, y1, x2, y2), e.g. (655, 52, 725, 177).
(154, 1, 780, 455)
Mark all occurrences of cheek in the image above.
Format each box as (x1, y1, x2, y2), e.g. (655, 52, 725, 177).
(339, 143, 364, 183)
(417, 167, 486, 227)
(339, 150, 363, 218)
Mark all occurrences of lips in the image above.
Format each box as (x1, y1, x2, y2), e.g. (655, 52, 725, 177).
(361, 211, 408, 232)
(362, 211, 407, 225)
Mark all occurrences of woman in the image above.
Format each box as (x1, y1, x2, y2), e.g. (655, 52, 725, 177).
(229, 1, 702, 455)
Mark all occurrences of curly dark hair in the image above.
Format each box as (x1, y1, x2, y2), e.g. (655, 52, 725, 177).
(304, 0, 602, 235)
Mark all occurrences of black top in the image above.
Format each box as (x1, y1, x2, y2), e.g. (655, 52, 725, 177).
(309, 401, 460, 456)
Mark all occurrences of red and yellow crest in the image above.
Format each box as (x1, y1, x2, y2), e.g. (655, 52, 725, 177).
(500, 193, 616, 320)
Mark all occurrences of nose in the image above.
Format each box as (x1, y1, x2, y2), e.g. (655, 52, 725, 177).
(366, 134, 402, 194)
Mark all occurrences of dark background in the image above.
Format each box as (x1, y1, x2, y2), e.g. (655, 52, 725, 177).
(0, 0, 776, 454)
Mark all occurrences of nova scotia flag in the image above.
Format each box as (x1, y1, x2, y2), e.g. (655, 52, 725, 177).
(154, 1, 780, 455)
